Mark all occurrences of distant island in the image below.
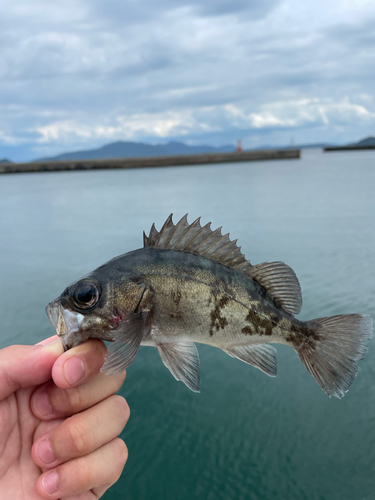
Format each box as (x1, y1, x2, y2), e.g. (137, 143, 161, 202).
(1, 145, 300, 174)
(349, 136, 375, 147)
(2, 136, 373, 165)
(36, 140, 236, 162)
(36, 140, 336, 163)
(324, 136, 375, 152)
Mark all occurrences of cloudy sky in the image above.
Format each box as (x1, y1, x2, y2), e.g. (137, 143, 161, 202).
(1, 0, 375, 161)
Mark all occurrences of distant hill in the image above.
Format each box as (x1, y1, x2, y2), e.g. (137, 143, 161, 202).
(296, 142, 332, 149)
(0, 158, 12, 164)
(324, 135, 375, 151)
(352, 136, 375, 146)
(36, 140, 236, 162)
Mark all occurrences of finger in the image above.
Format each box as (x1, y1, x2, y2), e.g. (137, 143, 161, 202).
(37, 335, 59, 346)
(31, 370, 126, 420)
(34, 419, 66, 443)
(36, 438, 128, 499)
(61, 493, 102, 500)
(32, 395, 129, 469)
(0, 340, 63, 400)
(52, 339, 108, 389)
(60, 491, 108, 500)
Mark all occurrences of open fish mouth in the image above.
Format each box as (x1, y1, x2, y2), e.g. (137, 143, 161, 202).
(46, 299, 85, 349)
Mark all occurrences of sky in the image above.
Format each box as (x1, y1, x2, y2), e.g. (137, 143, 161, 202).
(1, 0, 375, 162)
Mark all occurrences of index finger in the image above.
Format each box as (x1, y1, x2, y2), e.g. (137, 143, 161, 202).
(0, 340, 63, 401)
(52, 339, 108, 389)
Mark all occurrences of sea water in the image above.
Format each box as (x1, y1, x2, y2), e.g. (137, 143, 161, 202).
(1, 148, 374, 500)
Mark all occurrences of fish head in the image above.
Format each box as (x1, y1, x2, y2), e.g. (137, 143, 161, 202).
(46, 266, 147, 350)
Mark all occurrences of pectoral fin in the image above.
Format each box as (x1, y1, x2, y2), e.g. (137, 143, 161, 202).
(223, 344, 277, 377)
(101, 312, 148, 375)
(157, 342, 201, 392)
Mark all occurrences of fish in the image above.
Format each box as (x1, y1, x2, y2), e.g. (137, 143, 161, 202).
(46, 214, 372, 398)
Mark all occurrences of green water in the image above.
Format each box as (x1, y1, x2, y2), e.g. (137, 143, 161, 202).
(1, 149, 374, 500)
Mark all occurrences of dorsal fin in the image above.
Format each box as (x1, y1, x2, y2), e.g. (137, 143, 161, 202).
(144, 215, 302, 316)
(144, 214, 249, 270)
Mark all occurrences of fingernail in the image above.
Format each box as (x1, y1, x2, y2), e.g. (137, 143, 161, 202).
(36, 438, 55, 464)
(35, 388, 53, 417)
(64, 357, 85, 385)
(42, 469, 59, 494)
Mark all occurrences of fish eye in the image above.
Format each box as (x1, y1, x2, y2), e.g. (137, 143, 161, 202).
(71, 280, 100, 310)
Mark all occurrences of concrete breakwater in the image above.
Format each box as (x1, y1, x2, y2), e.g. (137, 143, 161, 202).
(324, 145, 375, 152)
(0, 149, 300, 174)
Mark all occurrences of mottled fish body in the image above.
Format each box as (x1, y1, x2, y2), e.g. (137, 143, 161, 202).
(46, 215, 372, 398)
(121, 248, 303, 347)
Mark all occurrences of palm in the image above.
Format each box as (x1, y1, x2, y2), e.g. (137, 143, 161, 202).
(0, 387, 53, 499)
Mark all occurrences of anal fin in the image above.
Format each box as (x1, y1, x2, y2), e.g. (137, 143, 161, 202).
(223, 344, 277, 377)
(157, 342, 200, 392)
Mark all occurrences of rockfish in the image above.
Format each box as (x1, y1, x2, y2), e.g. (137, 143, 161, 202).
(46, 214, 372, 398)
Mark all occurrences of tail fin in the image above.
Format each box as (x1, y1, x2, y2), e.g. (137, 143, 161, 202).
(297, 314, 372, 398)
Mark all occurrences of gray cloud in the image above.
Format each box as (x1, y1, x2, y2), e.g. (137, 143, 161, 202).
(89, 0, 279, 25)
(327, 18, 375, 47)
(0, 0, 375, 161)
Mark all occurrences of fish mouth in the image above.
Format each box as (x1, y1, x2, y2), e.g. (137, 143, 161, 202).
(46, 299, 85, 350)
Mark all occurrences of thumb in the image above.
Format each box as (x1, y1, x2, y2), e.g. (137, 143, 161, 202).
(0, 339, 64, 401)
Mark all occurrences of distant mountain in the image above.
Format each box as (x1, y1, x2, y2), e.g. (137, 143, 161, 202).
(0, 158, 12, 164)
(352, 136, 375, 146)
(296, 142, 332, 149)
(36, 140, 236, 162)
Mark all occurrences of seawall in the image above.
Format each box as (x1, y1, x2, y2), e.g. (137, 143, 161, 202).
(324, 145, 375, 152)
(0, 149, 300, 174)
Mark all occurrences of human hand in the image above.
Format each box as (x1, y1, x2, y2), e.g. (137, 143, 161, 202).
(0, 336, 129, 500)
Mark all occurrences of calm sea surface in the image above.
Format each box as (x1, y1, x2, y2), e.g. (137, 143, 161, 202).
(1, 148, 375, 500)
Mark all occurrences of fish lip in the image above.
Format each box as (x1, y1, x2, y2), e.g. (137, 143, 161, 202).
(46, 299, 61, 331)
(46, 300, 85, 342)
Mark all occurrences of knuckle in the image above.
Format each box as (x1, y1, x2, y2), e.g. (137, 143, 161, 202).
(73, 455, 93, 484)
(113, 371, 127, 391)
(112, 395, 130, 422)
(66, 420, 91, 455)
(111, 439, 128, 480)
(64, 386, 84, 411)
(51, 386, 84, 414)
(119, 439, 128, 463)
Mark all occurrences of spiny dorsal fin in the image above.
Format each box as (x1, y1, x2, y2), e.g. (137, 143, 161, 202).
(144, 214, 249, 270)
(144, 215, 302, 316)
(247, 261, 302, 315)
